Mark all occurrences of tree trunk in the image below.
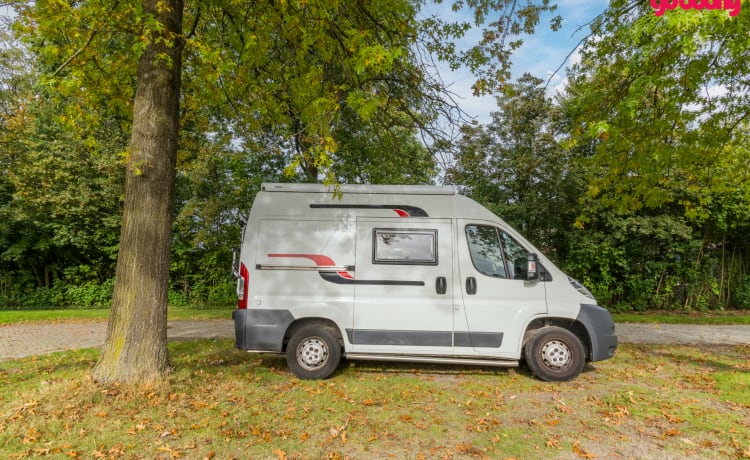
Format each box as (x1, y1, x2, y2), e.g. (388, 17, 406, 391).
(92, 0, 183, 385)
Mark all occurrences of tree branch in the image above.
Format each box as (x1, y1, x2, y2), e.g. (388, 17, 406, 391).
(51, 29, 97, 77)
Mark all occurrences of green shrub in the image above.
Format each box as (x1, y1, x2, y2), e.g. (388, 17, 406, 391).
(733, 275, 750, 310)
(63, 279, 114, 308)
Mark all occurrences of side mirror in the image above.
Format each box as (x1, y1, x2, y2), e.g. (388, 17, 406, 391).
(527, 253, 539, 281)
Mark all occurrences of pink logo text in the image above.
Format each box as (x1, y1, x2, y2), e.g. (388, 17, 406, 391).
(650, 0, 742, 17)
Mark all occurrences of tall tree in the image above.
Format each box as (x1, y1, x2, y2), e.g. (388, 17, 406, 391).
(448, 74, 579, 258)
(91, 0, 184, 383)
(1, 19, 124, 307)
(559, 1, 750, 310)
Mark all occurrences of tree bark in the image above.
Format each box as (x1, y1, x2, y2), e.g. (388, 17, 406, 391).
(92, 0, 183, 385)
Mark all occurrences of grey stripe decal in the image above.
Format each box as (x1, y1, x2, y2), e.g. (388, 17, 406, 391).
(320, 272, 425, 286)
(346, 329, 503, 348)
(454, 332, 504, 348)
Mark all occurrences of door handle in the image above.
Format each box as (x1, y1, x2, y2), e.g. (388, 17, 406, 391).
(436, 276, 447, 295)
(466, 277, 477, 295)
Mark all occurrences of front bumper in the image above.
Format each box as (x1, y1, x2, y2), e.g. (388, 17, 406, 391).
(577, 304, 618, 362)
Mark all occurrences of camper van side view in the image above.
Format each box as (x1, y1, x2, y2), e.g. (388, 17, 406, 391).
(232, 183, 617, 382)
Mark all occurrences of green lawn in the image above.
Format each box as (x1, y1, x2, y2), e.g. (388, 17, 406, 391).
(0, 307, 231, 325)
(612, 311, 750, 325)
(1, 340, 748, 459)
(2, 307, 749, 325)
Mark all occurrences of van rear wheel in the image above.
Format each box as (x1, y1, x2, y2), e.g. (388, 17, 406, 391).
(286, 325, 341, 380)
(524, 327, 585, 382)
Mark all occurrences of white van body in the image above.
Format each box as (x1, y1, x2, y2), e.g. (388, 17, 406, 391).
(232, 183, 617, 381)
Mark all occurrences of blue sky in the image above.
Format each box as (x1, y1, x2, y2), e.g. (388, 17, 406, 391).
(425, 0, 608, 124)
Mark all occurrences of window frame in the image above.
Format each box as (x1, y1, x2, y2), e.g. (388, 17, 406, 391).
(464, 224, 509, 278)
(372, 228, 439, 266)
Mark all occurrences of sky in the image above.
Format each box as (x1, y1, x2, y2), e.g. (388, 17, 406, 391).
(426, 0, 608, 125)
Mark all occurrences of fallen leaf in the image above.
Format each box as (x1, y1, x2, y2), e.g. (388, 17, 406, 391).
(573, 441, 596, 459)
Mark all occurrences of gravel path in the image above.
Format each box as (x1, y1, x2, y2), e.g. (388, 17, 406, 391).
(0, 320, 234, 361)
(0, 320, 748, 362)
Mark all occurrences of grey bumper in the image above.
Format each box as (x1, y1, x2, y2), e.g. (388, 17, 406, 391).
(232, 309, 295, 352)
(577, 304, 618, 362)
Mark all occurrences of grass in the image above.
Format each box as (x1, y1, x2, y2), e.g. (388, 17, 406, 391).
(0, 307, 231, 325)
(612, 310, 750, 325)
(3, 307, 749, 326)
(1, 341, 749, 459)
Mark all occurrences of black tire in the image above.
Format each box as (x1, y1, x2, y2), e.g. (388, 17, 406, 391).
(524, 327, 586, 382)
(286, 325, 341, 380)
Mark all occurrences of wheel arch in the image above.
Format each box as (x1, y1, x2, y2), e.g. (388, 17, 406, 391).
(283, 317, 345, 353)
(523, 317, 591, 361)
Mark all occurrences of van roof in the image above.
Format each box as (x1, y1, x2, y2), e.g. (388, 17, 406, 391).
(261, 183, 457, 195)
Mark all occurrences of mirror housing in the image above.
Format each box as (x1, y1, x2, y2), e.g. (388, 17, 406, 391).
(527, 253, 539, 281)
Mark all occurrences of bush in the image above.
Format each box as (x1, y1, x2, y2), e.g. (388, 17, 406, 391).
(64, 279, 114, 308)
(21, 285, 65, 309)
(733, 275, 750, 310)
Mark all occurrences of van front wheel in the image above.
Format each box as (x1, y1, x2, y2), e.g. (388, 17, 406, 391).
(286, 325, 341, 380)
(524, 327, 585, 382)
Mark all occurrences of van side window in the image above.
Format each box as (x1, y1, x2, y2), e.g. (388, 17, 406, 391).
(465, 225, 531, 279)
(373, 229, 438, 265)
(500, 231, 530, 280)
(465, 225, 507, 278)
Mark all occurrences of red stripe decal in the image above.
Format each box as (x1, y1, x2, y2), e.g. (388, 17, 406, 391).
(393, 209, 410, 217)
(268, 253, 336, 266)
(269, 253, 355, 280)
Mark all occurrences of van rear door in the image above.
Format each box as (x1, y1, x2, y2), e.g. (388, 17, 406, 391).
(455, 220, 547, 357)
(349, 218, 454, 354)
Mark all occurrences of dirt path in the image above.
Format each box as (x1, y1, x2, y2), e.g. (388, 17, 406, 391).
(0, 320, 748, 362)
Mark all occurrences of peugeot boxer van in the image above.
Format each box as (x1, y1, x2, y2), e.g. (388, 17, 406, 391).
(232, 183, 617, 381)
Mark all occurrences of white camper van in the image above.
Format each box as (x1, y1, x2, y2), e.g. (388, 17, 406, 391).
(232, 183, 617, 382)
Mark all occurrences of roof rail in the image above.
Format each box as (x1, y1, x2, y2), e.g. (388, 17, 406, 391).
(261, 183, 457, 195)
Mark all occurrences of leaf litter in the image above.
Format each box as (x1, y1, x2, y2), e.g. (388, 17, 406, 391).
(0, 341, 748, 459)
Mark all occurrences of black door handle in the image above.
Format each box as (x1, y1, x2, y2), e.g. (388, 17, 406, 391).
(466, 277, 477, 295)
(436, 276, 447, 295)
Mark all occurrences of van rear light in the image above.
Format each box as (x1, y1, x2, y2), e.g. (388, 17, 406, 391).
(237, 262, 249, 309)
